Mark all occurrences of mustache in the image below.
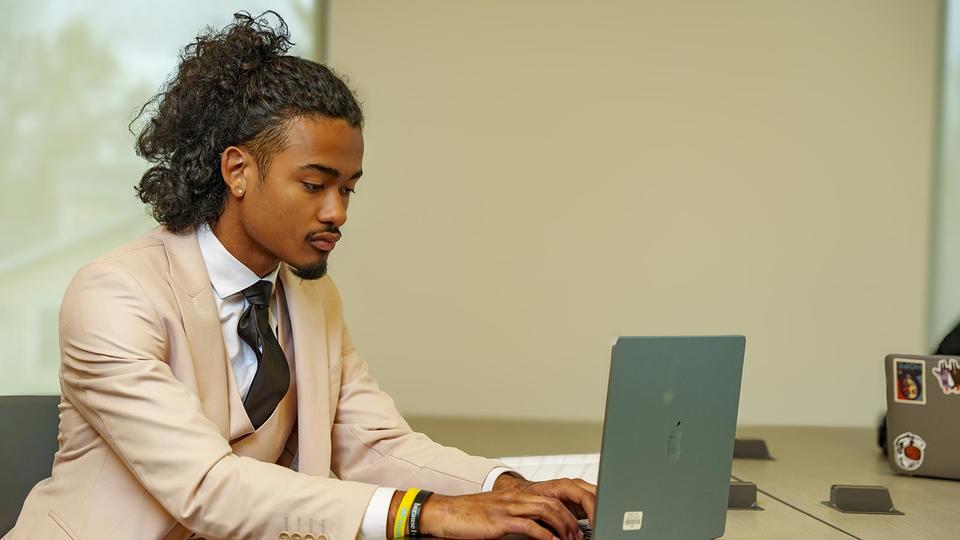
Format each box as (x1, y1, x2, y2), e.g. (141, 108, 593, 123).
(306, 226, 341, 241)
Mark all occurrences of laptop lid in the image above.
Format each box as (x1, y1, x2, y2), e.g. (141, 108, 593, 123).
(592, 336, 745, 540)
(884, 354, 960, 479)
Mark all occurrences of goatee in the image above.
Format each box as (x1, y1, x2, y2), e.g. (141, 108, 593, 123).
(292, 260, 327, 280)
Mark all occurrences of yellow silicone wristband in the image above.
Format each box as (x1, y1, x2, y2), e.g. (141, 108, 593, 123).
(394, 488, 421, 539)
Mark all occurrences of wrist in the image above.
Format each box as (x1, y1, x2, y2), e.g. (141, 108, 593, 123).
(493, 471, 531, 491)
(417, 493, 449, 538)
(386, 490, 403, 539)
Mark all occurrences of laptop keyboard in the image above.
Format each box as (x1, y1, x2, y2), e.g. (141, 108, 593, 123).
(497, 453, 600, 484)
(579, 519, 593, 540)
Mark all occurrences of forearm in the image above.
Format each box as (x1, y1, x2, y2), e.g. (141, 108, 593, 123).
(156, 453, 378, 539)
(331, 408, 508, 494)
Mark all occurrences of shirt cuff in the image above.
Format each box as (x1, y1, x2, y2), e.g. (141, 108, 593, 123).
(481, 466, 520, 492)
(359, 486, 396, 540)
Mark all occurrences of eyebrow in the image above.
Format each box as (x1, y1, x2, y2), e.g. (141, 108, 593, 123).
(299, 163, 363, 180)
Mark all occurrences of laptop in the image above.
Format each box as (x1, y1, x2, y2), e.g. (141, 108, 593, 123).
(884, 354, 960, 480)
(502, 336, 745, 539)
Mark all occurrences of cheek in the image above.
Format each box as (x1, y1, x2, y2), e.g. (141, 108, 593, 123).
(246, 189, 306, 246)
(264, 185, 309, 218)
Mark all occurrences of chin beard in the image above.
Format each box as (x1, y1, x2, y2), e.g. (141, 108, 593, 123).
(291, 260, 327, 280)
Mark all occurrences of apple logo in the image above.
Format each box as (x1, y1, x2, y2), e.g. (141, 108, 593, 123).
(667, 421, 683, 463)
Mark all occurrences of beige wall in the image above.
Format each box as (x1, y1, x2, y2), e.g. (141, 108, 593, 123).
(326, 0, 938, 426)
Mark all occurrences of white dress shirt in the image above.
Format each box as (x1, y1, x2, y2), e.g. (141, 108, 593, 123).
(196, 224, 279, 400)
(195, 224, 514, 539)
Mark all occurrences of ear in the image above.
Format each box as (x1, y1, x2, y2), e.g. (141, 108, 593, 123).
(221, 146, 252, 198)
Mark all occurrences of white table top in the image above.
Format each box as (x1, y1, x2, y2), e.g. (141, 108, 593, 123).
(407, 418, 869, 538)
(733, 426, 960, 540)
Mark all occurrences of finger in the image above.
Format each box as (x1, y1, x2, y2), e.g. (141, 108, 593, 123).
(543, 479, 597, 529)
(509, 500, 572, 540)
(573, 478, 597, 495)
(519, 497, 580, 540)
(504, 517, 556, 540)
(543, 496, 582, 540)
(562, 500, 587, 521)
(537, 479, 591, 501)
(570, 481, 597, 528)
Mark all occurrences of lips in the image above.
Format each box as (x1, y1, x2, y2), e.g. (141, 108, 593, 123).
(308, 231, 340, 252)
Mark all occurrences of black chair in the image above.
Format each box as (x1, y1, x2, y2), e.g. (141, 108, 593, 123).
(0, 395, 61, 534)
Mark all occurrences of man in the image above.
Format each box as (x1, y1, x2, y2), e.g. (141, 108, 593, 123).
(7, 12, 595, 540)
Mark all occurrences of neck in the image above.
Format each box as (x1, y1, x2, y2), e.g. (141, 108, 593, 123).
(210, 210, 279, 277)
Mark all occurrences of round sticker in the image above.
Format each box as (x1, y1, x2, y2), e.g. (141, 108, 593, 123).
(893, 432, 926, 472)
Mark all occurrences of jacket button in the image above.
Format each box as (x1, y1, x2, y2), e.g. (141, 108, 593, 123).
(303, 535, 316, 540)
(316, 535, 328, 540)
(278, 532, 291, 540)
(291, 534, 302, 540)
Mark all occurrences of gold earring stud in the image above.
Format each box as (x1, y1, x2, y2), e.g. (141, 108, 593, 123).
(237, 189, 244, 196)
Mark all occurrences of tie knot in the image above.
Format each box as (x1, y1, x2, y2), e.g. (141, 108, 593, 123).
(241, 280, 273, 307)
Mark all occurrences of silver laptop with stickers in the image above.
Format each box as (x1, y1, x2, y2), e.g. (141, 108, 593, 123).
(884, 354, 960, 479)
(587, 336, 745, 539)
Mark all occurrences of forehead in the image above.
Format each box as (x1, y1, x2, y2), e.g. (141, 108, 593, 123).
(278, 115, 364, 167)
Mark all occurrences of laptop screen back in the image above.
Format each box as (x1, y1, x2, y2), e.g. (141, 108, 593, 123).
(593, 336, 745, 539)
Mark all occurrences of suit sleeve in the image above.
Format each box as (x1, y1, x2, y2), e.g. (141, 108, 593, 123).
(328, 324, 506, 494)
(58, 262, 377, 540)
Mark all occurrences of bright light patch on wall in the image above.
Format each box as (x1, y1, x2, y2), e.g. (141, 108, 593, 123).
(0, 1, 315, 395)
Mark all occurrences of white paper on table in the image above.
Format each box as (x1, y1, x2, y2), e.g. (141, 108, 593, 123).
(497, 453, 600, 484)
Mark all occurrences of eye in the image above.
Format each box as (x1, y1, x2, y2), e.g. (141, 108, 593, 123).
(340, 187, 357, 196)
(302, 182, 323, 193)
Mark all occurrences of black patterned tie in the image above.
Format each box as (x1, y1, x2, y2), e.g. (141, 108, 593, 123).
(237, 280, 290, 429)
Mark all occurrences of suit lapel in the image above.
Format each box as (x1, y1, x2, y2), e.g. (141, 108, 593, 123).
(224, 356, 256, 441)
(279, 265, 333, 476)
(162, 229, 232, 439)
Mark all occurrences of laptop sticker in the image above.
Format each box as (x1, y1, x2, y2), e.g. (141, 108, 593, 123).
(932, 358, 960, 395)
(893, 358, 926, 404)
(622, 511, 643, 531)
(893, 432, 926, 472)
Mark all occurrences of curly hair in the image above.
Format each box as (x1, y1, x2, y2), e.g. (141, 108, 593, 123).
(132, 11, 364, 233)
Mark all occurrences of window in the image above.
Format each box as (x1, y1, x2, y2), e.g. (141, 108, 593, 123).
(930, 0, 960, 348)
(1, 1, 317, 394)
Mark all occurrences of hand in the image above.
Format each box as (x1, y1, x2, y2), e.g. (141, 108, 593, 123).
(494, 474, 597, 527)
(417, 476, 596, 540)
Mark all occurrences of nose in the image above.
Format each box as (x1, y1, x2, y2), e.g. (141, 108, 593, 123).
(318, 189, 347, 227)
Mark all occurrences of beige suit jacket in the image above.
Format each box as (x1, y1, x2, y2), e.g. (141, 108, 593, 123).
(7, 227, 503, 540)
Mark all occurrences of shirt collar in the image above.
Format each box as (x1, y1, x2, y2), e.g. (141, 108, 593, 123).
(196, 223, 280, 299)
